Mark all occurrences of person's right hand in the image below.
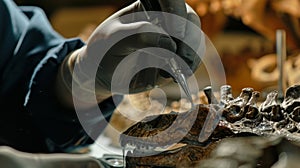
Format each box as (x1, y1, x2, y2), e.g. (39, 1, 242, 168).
(59, 0, 205, 107)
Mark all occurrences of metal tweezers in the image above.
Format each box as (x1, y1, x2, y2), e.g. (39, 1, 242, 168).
(139, 0, 195, 107)
(168, 58, 195, 107)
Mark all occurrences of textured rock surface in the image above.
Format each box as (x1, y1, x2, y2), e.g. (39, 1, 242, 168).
(120, 85, 300, 167)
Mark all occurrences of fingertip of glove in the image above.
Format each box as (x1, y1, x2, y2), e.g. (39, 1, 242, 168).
(158, 35, 177, 52)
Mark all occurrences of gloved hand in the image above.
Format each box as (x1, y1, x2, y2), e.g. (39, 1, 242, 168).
(58, 0, 204, 106)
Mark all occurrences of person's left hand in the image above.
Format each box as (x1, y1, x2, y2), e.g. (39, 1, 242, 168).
(0, 146, 102, 168)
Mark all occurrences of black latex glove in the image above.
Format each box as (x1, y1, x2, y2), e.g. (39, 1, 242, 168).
(67, 0, 204, 96)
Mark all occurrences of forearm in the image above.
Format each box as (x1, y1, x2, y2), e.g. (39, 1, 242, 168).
(56, 47, 112, 110)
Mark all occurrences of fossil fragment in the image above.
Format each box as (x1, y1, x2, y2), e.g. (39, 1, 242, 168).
(282, 85, 300, 114)
(120, 85, 300, 168)
(222, 87, 254, 123)
(203, 86, 219, 104)
(245, 91, 260, 120)
(220, 85, 234, 106)
(259, 90, 283, 122)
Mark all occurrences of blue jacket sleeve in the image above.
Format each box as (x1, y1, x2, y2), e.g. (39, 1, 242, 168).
(0, 0, 121, 152)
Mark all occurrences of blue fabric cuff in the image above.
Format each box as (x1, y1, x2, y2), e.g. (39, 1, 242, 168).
(24, 38, 122, 152)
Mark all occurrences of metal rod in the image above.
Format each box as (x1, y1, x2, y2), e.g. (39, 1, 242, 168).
(276, 29, 287, 101)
